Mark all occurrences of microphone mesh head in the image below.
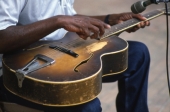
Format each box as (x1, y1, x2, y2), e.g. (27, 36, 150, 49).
(131, 1, 146, 14)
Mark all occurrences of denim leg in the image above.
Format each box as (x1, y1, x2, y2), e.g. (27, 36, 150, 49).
(43, 98, 102, 112)
(66, 98, 102, 112)
(102, 41, 150, 112)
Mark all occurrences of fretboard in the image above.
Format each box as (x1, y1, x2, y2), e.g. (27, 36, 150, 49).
(101, 9, 165, 39)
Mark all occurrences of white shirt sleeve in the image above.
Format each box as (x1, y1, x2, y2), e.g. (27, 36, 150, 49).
(0, 0, 26, 30)
(67, 0, 76, 15)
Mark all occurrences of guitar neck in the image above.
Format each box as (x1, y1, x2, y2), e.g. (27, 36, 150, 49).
(101, 9, 165, 39)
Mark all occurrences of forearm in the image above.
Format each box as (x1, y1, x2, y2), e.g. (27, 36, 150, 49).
(75, 14, 118, 26)
(75, 14, 107, 22)
(0, 16, 63, 53)
(89, 15, 106, 22)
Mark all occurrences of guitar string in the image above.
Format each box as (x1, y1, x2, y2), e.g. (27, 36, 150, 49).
(43, 10, 161, 58)
(51, 10, 160, 49)
(54, 11, 159, 51)
(41, 10, 162, 58)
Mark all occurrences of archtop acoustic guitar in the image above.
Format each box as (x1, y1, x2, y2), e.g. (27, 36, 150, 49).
(2, 8, 169, 106)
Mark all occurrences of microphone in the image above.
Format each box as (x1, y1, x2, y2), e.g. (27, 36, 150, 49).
(131, 0, 153, 14)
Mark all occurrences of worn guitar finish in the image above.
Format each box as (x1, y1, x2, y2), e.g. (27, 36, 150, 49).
(3, 33, 128, 106)
(2, 9, 167, 106)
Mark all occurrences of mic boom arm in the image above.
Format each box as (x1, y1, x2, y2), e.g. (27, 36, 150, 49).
(131, 0, 170, 14)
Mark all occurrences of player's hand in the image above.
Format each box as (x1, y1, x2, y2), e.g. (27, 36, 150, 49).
(58, 15, 110, 40)
(108, 12, 150, 33)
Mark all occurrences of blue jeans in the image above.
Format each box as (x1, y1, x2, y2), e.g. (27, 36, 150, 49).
(103, 41, 150, 112)
(0, 41, 150, 112)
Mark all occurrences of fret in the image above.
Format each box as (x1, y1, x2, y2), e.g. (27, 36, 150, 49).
(143, 10, 162, 19)
(101, 9, 165, 39)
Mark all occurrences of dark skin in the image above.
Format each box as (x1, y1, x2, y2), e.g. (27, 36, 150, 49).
(0, 12, 150, 54)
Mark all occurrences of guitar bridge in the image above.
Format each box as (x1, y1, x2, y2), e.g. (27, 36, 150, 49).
(15, 54, 55, 88)
(49, 45, 79, 58)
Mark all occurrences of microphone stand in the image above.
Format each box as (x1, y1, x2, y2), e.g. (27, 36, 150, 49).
(164, 2, 170, 97)
(151, 0, 170, 98)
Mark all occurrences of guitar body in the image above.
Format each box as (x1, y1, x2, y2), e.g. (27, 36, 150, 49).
(2, 32, 128, 106)
(1, 8, 168, 106)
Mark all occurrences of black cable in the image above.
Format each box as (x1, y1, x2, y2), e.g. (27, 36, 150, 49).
(164, 2, 170, 96)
